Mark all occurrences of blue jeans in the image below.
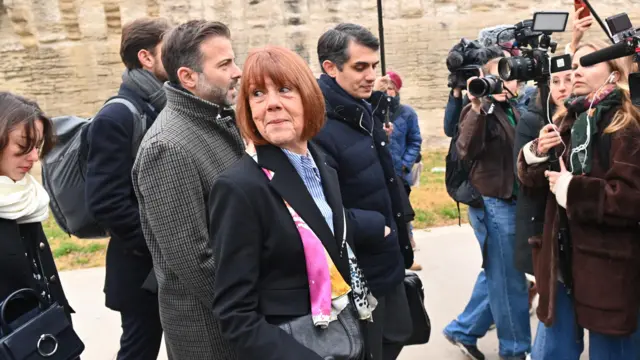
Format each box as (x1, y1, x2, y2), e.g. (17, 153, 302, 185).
(533, 282, 640, 360)
(444, 197, 531, 357)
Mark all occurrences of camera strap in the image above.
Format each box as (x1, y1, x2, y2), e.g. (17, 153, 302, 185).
(486, 101, 496, 115)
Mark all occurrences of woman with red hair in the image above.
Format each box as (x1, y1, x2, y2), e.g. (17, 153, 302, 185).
(209, 46, 375, 360)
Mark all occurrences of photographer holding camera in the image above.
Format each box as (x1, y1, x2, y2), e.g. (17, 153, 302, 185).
(518, 41, 640, 359)
(444, 40, 504, 137)
(443, 58, 531, 360)
(444, 31, 537, 139)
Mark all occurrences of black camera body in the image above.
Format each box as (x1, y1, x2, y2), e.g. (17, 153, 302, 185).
(607, 13, 636, 44)
(451, 65, 482, 89)
(499, 48, 550, 83)
(497, 12, 570, 83)
(513, 20, 543, 49)
(446, 38, 503, 89)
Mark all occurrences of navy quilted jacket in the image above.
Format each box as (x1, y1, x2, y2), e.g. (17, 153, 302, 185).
(313, 74, 412, 297)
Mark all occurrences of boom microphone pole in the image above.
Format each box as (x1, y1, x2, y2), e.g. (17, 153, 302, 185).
(581, 0, 615, 44)
(377, 0, 386, 75)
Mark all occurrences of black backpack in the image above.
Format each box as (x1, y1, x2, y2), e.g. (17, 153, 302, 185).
(445, 120, 483, 224)
(41, 97, 149, 238)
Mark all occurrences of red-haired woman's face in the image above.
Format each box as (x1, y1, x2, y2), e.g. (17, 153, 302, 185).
(249, 77, 306, 153)
(0, 120, 43, 182)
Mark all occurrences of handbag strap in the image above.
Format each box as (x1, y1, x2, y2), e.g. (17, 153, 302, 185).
(0, 288, 48, 335)
(339, 208, 347, 258)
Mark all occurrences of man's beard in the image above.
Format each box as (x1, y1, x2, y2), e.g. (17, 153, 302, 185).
(196, 74, 238, 107)
(151, 58, 168, 83)
(153, 69, 168, 83)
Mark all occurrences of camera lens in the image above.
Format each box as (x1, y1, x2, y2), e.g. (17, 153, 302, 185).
(468, 75, 504, 98)
(499, 57, 534, 81)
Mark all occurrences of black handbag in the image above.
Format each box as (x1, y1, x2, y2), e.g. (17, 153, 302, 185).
(403, 272, 431, 345)
(0, 288, 84, 360)
(278, 303, 363, 360)
(0, 237, 84, 360)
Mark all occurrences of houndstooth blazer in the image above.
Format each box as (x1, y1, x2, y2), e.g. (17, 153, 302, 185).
(132, 83, 244, 360)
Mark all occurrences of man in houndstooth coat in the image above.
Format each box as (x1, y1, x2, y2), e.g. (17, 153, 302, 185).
(132, 20, 244, 360)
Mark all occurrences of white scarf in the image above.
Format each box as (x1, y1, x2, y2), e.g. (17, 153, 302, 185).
(0, 173, 49, 224)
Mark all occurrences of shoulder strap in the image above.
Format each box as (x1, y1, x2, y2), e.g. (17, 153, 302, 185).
(103, 96, 149, 159)
(31, 231, 53, 306)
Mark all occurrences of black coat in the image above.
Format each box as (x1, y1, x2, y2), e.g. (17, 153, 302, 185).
(513, 94, 552, 276)
(0, 219, 73, 324)
(85, 84, 160, 311)
(313, 74, 412, 297)
(209, 144, 354, 360)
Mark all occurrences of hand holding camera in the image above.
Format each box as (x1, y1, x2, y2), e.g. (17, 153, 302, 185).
(467, 68, 508, 113)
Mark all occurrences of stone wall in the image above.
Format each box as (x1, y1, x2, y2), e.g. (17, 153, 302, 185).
(1, 0, 639, 141)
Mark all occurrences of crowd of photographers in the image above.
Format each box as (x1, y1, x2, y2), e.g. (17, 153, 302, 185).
(443, 5, 640, 360)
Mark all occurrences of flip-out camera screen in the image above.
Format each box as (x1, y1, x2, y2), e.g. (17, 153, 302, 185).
(532, 12, 569, 32)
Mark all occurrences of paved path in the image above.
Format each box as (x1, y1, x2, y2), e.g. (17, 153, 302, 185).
(60, 225, 588, 360)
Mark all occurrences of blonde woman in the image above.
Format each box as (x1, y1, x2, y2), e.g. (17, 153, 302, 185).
(518, 42, 640, 359)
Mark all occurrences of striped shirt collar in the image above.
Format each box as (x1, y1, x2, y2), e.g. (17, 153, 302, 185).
(281, 148, 319, 177)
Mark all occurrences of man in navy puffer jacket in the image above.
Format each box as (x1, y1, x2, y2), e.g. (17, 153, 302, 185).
(314, 23, 413, 360)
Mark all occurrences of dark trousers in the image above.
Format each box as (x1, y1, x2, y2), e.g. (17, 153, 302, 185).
(364, 282, 413, 360)
(116, 297, 163, 360)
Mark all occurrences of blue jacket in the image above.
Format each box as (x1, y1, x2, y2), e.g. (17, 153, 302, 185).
(443, 90, 468, 138)
(313, 75, 412, 297)
(389, 103, 422, 184)
(515, 85, 536, 116)
(85, 84, 160, 310)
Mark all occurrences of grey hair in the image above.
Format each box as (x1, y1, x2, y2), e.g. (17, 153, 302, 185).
(317, 23, 379, 73)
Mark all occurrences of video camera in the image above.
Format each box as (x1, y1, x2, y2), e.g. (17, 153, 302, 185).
(497, 12, 572, 83)
(446, 38, 504, 89)
(578, 11, 640, 105)
(577, 12, 638, 67)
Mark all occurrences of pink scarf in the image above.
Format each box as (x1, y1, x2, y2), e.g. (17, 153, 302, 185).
(261, 168, 351, 327)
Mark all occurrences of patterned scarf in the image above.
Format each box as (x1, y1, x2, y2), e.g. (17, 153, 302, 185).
(563, 85, 622, 174)
(257, 165, 377, 328)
